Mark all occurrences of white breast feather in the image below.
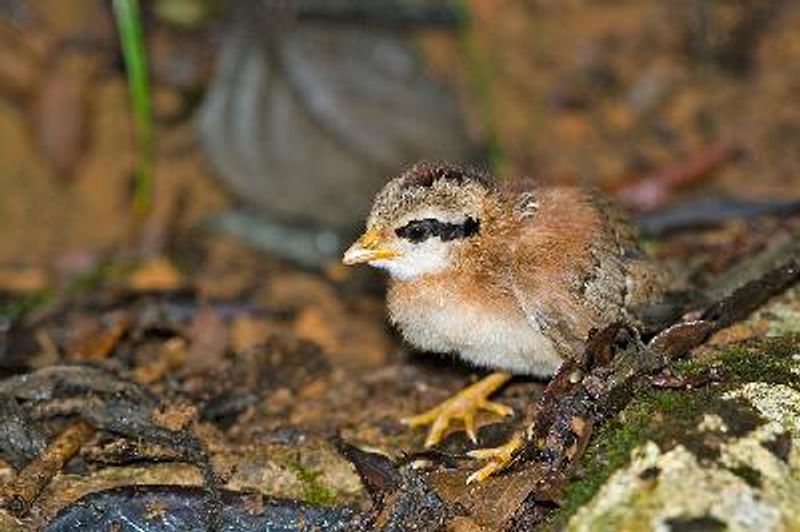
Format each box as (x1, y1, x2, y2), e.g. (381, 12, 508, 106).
(388, 284, 563, 376)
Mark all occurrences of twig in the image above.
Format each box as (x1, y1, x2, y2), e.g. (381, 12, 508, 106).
(1, 419, 95, 517)
(635, 196, 800, 237)
(616, 144, 739, 211)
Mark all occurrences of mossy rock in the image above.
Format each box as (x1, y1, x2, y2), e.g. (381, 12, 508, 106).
(546, 335, 800, 531)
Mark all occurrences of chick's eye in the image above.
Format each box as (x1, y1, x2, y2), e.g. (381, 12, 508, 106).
(408, 226, 427, 241)
(396, 220, 433, 243)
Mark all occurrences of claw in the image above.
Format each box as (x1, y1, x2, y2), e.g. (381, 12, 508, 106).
(466, 433, 524, 484)
(402, 372, 512, 448)
(480, 400, 514, 418)
(463, 411, 477, 444)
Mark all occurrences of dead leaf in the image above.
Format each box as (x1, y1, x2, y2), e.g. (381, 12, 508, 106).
(431, 467, 546, 530)
(65, 311, 129, 361)
(230, 316, 280, 353)
(615, 144, 738, 211)
(127, 257, 184, 291)
(134, 337, 188, 384)
(0, 266, 47, 291)
(448, 516, 487, 532)
(185, 305, 228, 371)
(151, 403, 198, 432)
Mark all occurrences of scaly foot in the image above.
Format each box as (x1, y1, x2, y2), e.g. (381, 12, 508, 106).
(403, 372, 513, 448)
(466, 432, 524, 484)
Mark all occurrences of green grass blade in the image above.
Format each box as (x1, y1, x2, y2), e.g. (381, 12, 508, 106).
(112, 0, 154, 220)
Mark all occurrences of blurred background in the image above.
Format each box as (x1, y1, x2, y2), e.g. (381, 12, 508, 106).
(0, 0, 798, 277)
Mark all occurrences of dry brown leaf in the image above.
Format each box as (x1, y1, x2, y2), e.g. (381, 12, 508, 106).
(185, 305, 228, 371)
(230, 316, 281, 353)
(151, 403, 198, 432)
(127, 257, 184, 291)
(65, 311, 129, 361)
(134, 337, 188, 384)
(0, 266, 47, 291)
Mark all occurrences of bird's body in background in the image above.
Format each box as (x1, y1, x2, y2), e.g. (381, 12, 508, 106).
(344, 161, 668, 481)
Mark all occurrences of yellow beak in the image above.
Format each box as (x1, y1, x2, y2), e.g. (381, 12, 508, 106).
(342, 229, 400, 265)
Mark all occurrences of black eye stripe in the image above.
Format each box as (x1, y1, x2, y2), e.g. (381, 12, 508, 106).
(395, 217, 480, 243)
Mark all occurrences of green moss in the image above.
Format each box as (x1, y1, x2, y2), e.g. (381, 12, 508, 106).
(716, 339, 800, 387)
(0, 290, 51, 321)
(669, 356, 718, 380)
(286, 460, 336, 506)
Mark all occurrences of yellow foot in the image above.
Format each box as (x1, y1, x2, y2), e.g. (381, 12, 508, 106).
(402, 372, 513, 448)
(466, 433, 524, 484)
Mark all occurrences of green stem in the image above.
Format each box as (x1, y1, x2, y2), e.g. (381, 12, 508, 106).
(112, 0, 154, 221)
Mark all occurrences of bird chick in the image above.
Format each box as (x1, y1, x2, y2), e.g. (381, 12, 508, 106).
(343, 161, 667, 481)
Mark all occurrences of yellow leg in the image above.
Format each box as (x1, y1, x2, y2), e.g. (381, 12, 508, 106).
(402, 372, 513, 448)
(466, 432, 524, 484)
